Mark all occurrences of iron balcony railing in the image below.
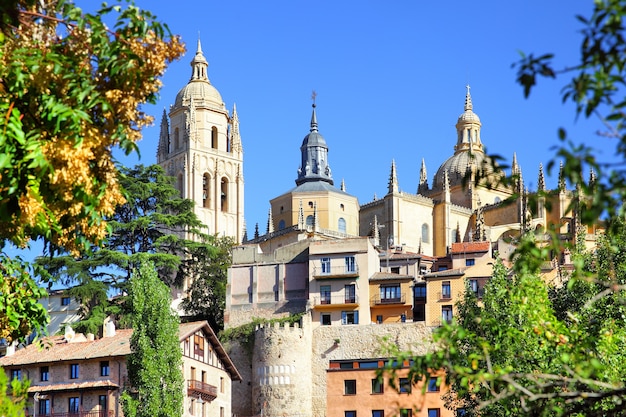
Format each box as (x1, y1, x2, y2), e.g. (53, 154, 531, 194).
(312, 294, 359, 306)
(38, 411, 114, 417)
(371, 293, 407, 306)
(313, 264, 359, 278)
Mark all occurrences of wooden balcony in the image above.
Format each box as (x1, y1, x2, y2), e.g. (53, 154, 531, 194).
(187, 379, 217, 402)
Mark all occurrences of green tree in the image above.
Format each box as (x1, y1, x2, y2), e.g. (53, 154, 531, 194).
(180, 236, 234, 331)
(37, 164, 233, 333)
(121, 259, 184, 417)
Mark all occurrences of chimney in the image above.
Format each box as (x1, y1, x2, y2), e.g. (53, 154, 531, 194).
(86, 333, 95, 341)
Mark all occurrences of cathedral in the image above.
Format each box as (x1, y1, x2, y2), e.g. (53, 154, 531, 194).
(156, 44, 600, 417)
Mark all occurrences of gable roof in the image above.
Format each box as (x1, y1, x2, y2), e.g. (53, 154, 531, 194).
(0, 329, 133, 366)
(179, 321, 242, 381)
(451, 241, 490, 254)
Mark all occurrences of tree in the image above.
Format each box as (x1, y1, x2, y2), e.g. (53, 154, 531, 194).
(180, 236, 234, 331)
(120, 258, 184, 417)
(0, 1, 184, 253)
(385, 2, 626, 414)
(37, 164, 233, 333)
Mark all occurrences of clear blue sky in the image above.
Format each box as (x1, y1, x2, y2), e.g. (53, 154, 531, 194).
(84, 2, 618, 240)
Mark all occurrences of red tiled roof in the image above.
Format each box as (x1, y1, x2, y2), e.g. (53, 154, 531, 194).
(0, 329, 133, 367)
(450, 241, 490, 254)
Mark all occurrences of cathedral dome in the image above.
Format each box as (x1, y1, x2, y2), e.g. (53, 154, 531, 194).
(458, 108, 480, 123)
(174, 80, 225, 111)
(432, 150, 495, 191)
(172, 39, 226, 112)
(301, 130, 327, 148)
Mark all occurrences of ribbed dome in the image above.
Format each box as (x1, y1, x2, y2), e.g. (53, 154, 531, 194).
(432, 150, 496, 191)
(174, 81, 225, 111)
(301, 130, 327, 147)
(458, 109, 480, 123)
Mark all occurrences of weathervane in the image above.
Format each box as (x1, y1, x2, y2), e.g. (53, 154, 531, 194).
(311, 90, 317, 107)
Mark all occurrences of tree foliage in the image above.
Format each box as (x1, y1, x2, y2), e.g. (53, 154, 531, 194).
(37, 164, 233, 334)
(121, 259, 184, 417)
(0, 371, 29, 417)
(385, 1, 626, 415)
(0, 0, 184, 253)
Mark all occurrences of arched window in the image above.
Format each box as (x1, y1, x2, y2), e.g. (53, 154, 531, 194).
(202, 173, 211, 208)
(451, 230, 457, 243)
(177, 173, 184, 197)
(174, 128, 180, 150)
(338, 218, 346, 233)
(220, 177, 228, 212)
(306, 215, 314, 226)
(278, 220, 285, 230)
(421, 223, 430, 243)
(211, 127, 218, 149)
(494, 196, 501, 204)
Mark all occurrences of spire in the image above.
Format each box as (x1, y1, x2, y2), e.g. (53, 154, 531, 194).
(464, 84, 473, 111)
(266, 207, 274, 234)
(418, 158, 428, 194)
(558, 160, 566, 191)
(254, 223, 259, 239)
(230, 103, 243, 154)
(297, 199, 304, 229)
(190, 38, 209, 81)
(589, 168, 597, 189)
(537, 163, 546, 191)
(157, 108, 170, 162)
(388, 159, 399, 194)
(511, 152, 519, 176)
(296, 96, 333, 186)
(242, 222, 248, 243)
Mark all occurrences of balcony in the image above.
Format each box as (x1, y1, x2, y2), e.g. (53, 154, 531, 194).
(313, 264, 359, 279)
(311, 294, 359, 308)
(38, 412, 113, 417)
(371, 293, 407, 306)
(187, 379, 217, 402)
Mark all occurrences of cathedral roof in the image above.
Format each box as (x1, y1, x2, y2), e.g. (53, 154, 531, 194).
(296, 103, 334, 186)
(173, 39, 226, 112)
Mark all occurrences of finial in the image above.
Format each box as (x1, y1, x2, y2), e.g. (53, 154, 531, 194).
(538, 163, 546, 191)
(464, 84, 473, 111)
(197, 35, 202, 54)
(341, 179, 346, 192)
(388, 159, 398, 194)
(310, 91, 318, 132)
(558, 160, 566, 190)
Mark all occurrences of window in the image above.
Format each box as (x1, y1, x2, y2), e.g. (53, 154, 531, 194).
(414, 284, 426, 300)
(345, 412, 356, 417)
(371, 378, 384, 394)
(220, 407, 224, 417)
(278, 219, 285, 230)
(69, 397, 80, 414)
(320, 285, 331, 304)
(451, 229, 458, 243)
(211, 126, 218, 149)
(441, 281, 451, 299)
(220, 377, 225, 393)
(344, 379, 356, 395)
(174, 127, 180, 150)
(100, 361, 110, 377)
(345, 284, 356, 303)
(391, 266, 400, 274)
(376, 314, 383, 324)
(306, 215, 314, 226)
(469, 279, 479, 295)
(422, 223, 430, 243)
(321, 258, 331, 274)
(465, 258, 475, 266)
(10, 369, 21, 381)
(345, 256, 356, 273)
(338, 217, 346, 233)
(372, 411, 384, 417)
(321, 313, 331, 325)
(399, 377, 412, 393)
(70, 363, 79, 379)
(220, 178, 228, 211)
(413, 304, 426, 322)
(456, 409, 467, 417)
(442, 305, 453, 324)
(341, 311, 358, 325)
(40, 366, 49, 381)
(202, 173, 211, 208)
(99, 395, 107, 413)
(428, 377, 440, 392)
(428, 409, 440, 417)
(61, 296, 71, 306)
(39, 399, 51, 416)
(194, 334, 205, 357)
(400, 410, 412, 417)
(380, 285, 401, 303)
(359, 361, 378, 369)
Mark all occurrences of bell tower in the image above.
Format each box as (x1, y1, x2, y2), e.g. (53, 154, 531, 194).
(157, 39, 244, 242)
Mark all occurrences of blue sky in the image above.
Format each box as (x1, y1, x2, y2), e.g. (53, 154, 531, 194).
(83, 2, 616, 241)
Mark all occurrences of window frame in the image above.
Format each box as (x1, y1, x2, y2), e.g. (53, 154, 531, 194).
(371, 378, 384, 394)
(69, 397, 80, 414)
(341, 310, 359, 325)
(427, 377, 440, 392)
(70, 363, 79, 379)
(344, 379, 357, 395)
(345, 255, 356, 273)
(100, 361, 110, 377)
(441, 281, 451, 299)
(320, 285, 331, 304)
(399, 377, 412, 393)
(40, 366, 49, 382)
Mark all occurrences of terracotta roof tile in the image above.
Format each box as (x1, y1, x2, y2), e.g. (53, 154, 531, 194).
(451, 241, 490, 254)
